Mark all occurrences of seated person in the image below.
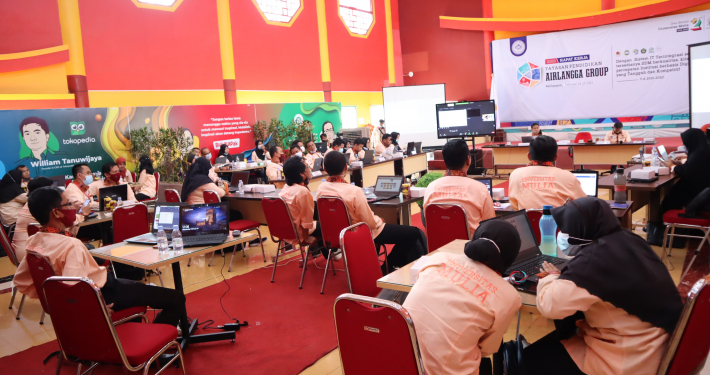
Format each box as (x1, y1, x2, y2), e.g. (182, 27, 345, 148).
(16, 165, 31, 190)
(343, 138, 351, 150)
(304, 140, 324, 169)
(191, 147, 200, 157)
(199, 148, 220, 182)
(0, 170, 28, 226)
(604, 121, 631, 143)
(66, 163, 97, 209)
(13, 186, 186, 327)
(316, 152, 427, 272)
(181, 158, 226, 204)
(252, 139, 271, 161)
(375, 133, 394, 158)
(289, 144, 304, 160)
(320, 132, 330, 148)
(217, 144, 233, 163)
(390, 132, 402, 152)
(363, 138, 371, 151)
(116, 157, 132, 183)
(521, 197, 682, 375)
(88, 162, 137, 205)
(529, 122, 542, 137)
(404, 220, 522, 374)
(292, 139, 305, 154)
(508, 135, 586, 210)
(135, 155, 157, 200)
(279, 156, 323, 256)
(266, 146, 284, 181)
(345, 138, 366, 163)
(324, 138, 344, 156)
(13, 177, 61, 260)
(423, 139, 495, 235)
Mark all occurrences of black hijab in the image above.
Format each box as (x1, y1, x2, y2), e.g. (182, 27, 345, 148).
(254, 141, 265, 160)
(553, 197, 682, 333)
(181, 158, 214, 202)
(391, 132, 400, 148)
(465, 220, 521, 274)
(0, 170, 25, 204)
(139, 156, 154, 175)
(668, 128, 710, 202)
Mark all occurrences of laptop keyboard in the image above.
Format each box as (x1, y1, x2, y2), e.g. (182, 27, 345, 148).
(183, 234, 227, 244)
(507, 256, 566, 276)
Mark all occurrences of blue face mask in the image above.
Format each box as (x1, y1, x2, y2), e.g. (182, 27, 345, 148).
(83, 174, 93, 186)
(557, 232, 570, 254)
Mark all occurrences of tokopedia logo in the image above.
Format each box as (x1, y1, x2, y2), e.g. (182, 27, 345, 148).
(63, 137, 96, 145)
(517, 62, 541, 88)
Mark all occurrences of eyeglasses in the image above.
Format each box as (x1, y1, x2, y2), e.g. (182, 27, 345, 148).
(56, 202, 73, 209)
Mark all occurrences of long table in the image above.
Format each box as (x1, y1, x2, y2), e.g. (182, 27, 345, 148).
(91, 232, 257, 350)
(494, 200, 634, 229)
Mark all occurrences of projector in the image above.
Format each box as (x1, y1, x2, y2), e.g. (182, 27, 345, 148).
(630, 169, 655, 180)
(643, 166, 669, 176)
(492, 188, 505, 200)
(410, 186, 426, 198)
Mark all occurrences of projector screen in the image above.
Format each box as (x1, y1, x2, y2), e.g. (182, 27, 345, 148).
(690, 42, 710, 129)
(382, 84, 446, 148)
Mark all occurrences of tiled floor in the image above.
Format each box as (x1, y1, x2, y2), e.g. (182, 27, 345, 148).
(0, 183, 693, 374)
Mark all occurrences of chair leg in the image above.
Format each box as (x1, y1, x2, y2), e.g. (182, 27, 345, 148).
(40, 311, 46, 325)
(668, 225, 677, 257)
(331, 250, 336, 276)
(208, 251, 216, 267)
(55, 354, 63, 375)
(255, 227, 266, 262)
(221, 248, 225, 257)
(228, 247, 238, 272)
(16, 294, 26, 320)
(681, 228, 710, 281)
(271, 240, 283, 283)
(660, 224, 671, 267)
(321, 250, 332, 295)
(299, 246, 310, 289)
(9, 286, 17, 308)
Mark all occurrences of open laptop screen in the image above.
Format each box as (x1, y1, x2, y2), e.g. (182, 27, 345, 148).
(482, 210, 540, 264)
(374, 176, 402, 194)
(473, 177, 493, 196)
(572, 171, 599, 197)
(180, 203, 229, 236)
(153, 204, 181, 232)
(657, 145, 669, 161)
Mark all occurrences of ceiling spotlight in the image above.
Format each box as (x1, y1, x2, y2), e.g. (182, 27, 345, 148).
(403, 71, 414, 78)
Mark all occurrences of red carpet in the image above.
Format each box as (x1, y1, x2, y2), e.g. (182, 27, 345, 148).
(0, 259, 350, 375)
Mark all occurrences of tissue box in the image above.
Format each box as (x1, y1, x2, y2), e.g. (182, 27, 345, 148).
(557, 140, 570, 145)
(643, 166, 670, 176)
(247, 162, 257, 167)
(410, 186, 426, 198)
(350, 161, 363, 168)
(410, 256, 431, 284)
(492, 188, 505, 200)
(242, 184, 257, 192)
(252, 184, 275, 193)
(630, 169, 655, 180)
(394, 152, 404, 158)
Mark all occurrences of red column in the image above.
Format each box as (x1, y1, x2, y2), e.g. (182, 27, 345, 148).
(67, 75, 89, 108)
(223, 79, 236, 104)
(602, 0, 616, 11)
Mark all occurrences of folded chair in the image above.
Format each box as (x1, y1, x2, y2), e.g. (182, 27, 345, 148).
(262, 197, 312, 288)
(424, 204, 470, 252)
(317, 196, 351, 294)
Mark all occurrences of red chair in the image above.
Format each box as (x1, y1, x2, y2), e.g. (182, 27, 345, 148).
(573, 132, 593, 143)
(130, 172, 136, 183)
(203, 190, 265, 270)
(334, 293, 424, 374)
(27, 224, 40, 237)
(657, 275, 710, 375)
(1, 224, 27, 320)
(662, 210, 710, 278)
(164, 189, 180, 202)
(262, 197, 311, 288)
(112, 203, 164, 286)
(317, 196, 352, 294)
(424, 204, 470, 252)
(64, 180, 72, 188)
(526, 210, 543, 245)
(42, 276, 184, 375)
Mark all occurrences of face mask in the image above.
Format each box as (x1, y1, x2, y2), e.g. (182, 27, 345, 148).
(56, 208, 76, 228)
(294, 152, 303, 158)
(83, 174, 93, 186)
(258, 145, 263, 150)
(557, 232, 571, 254)
(309, 149, 316, 154)
(300, 146, 305, 152)
(205, 153, 212, 160)
(339, 148, 345, 153)
(109, 173, 121, 182)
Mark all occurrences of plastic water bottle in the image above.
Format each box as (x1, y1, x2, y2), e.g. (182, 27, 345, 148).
(117, 197, 122, 207)
(238, 179, 244, 194)
(157, 227, 169, 253)
(614, 167, 627, 203)
(539, 205, 557, 257)
(639, 146, 644, 164)
(171, 225, 183, 253)
(651, 146, 660, 167)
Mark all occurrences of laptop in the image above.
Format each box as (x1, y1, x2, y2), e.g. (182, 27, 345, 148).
(482, 210, 568, 294)
(180, 202, 230, 247)
(316, 142, 328, 154)
(229, 171, 250, 192)
(657, 145, 670, 161)
(521, 136, 535, 143)
(361, 150, 375, 164)
(98, 184, 129, 211)
(405, 142, 416, 156)
(125, 203, 184, 244)
(472, 177, 493, 196)
(414, 142, 422, 154)
(48, 175, 66, 188)
(572, 170, 599, 197)
(365, 176, 404, 202)
(312, 157, 324, 173)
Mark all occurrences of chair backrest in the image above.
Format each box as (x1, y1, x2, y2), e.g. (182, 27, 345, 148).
(424, 204, 470, 252)
(203, 190, 220, 204)
(574, 132, 592, 143)
(131, 172, 136, 182)
(334, 293, 424, 375)
(340, 223, 383, 297)
(657, 275, 710, 375)
(64, 180, 72, 188)
(42, 277, 128, 366)
(0, 224, 18, 266)
(317, 196, 351, 248)
(154, 172, 160, 196)
(27, 224, 40, 237)
(112, 203, 150, 243)
(25, 250, 57, 313)
(261, 197, 300, 243)
(164, 188, 180, 202)
(526, 209, 543, 245)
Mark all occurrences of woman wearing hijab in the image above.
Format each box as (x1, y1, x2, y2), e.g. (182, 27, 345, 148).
(217, 144, 233, 162)
(390, 132, 401, 152)
(135, 156, 157, 201)
(115, 157, 133, 183)
(181, 157, 226, 204)
(0, 170, 29, 226)
(403, 220, 523, 375)
(519, 197, 682, 375)
(252, 139, 271, 161)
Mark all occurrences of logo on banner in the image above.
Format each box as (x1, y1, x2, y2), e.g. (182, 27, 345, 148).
(213, 138, 240, 149)
(517, 62, 541, 88)
(691, 17, 703, 31)
(510, 37, 527, 57)
(70, 122, 85, 135)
